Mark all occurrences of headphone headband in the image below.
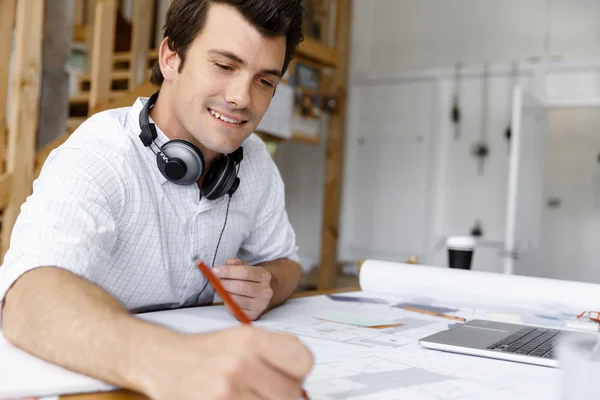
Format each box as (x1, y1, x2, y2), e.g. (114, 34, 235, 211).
(137, 92, 242, 199)
(139, 92, 159, 146)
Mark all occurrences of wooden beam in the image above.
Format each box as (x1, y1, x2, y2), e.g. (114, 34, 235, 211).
(88, 0, 117, 115)
(79, 69, 133, 84)
(2, 0, 45, 259)
(70, 90, 126, 105)
(85, 0, 96, 71)
(94, 81, 156, 113)
(129, 0, 154, 88)
(0, 0, 16, 175)
(297, 37, 339, 68)
(291, 134, 320, 145)
(317, 0, 352, 290)
(114, 48, 158, 63)
(73, 0, 84, 25)
(0, 172, 13, 209)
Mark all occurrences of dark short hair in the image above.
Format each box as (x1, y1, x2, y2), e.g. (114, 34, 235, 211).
(150, 0, 304, 87)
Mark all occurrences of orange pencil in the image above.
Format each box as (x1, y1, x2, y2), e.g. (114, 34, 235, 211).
(196, 260, 310, 400)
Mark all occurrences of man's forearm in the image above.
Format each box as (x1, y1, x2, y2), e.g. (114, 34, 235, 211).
(259, 258, 302, 309)
(2, 267, 179, 394)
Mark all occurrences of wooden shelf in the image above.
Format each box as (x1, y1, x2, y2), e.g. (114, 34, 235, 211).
(69, 91, 126, 105)
(77, 69, 152, 88)
(79, 69, 131, 83)
(113, 49, 158, 62)
(256, 131, 320, 146)
(291, 134, 320, 145)
(109, 40, 336, 69)
(297, 37, 339, 68)
(67, 117, 86, 132)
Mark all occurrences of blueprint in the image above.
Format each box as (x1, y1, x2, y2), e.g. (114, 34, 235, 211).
(3, 259, 600, 399)
(250, 292, 562, 400)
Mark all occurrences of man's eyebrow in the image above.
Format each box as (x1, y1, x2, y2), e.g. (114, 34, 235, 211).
(208, 49, 282, 79)
(261, 68, 282, 79)
(209, 49, 245, 65)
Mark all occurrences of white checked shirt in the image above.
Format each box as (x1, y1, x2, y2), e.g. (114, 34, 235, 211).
(0, 97, 300, 317)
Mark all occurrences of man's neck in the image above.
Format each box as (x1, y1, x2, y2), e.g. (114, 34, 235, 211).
(148, 90, 219, 182)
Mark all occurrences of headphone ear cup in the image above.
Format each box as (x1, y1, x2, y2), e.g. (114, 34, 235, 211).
(202, 155, 237, 200)
(159, 139, 205, 185)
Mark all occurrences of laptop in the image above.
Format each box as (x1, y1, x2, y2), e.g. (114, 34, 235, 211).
(419, 319, 599, 367)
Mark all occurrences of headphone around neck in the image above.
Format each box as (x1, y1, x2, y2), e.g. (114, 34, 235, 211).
(138, 92, 243, 200)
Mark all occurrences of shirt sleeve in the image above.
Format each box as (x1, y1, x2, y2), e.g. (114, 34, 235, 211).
(0, 148, 120, 323)
(237, 154, 301, 267)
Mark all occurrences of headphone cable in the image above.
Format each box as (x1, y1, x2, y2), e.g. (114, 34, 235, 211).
(195, 161, 241, 304)
(196, 193, 232, 304)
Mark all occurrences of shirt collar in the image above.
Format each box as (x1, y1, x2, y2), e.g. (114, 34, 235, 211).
(125, 97, 230, 208)
(127, 96, 170, 185)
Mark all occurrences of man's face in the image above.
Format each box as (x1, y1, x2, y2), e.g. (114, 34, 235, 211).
(166, 4, 286, 154)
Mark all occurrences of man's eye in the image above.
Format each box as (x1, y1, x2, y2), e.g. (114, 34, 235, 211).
(216, 63, 232, 71)
(260, 79, 274, 88)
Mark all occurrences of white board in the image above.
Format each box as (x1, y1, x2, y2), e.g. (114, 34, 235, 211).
(504, 85, 548, 274)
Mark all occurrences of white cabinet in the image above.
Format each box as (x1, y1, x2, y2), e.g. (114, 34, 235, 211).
(338, 79, 436, 262)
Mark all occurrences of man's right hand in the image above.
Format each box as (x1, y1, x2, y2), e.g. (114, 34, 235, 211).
(142, 325, 314, 400)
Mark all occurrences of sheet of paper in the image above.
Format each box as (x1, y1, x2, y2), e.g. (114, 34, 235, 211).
(0, 338, 115, 398)
(261, 294, 562, 400)
(256, 82, 293, 139)
(359, 259, 600, 313)
(0, 293, 565, 400)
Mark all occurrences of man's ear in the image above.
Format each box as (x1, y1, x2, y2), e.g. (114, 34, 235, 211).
(158, 37, 180, 83)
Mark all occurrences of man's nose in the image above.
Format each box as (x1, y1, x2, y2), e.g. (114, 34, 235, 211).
(225, 76, 252, 110)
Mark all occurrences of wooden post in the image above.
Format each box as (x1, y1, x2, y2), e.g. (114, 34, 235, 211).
(88, 0, 116, 115)
(0, 0, 16, 174)
(317, 0, 352, 290)
(129, 0, 154, 88)
(85, 0, 97, 71)
(1, 0, 45, 258)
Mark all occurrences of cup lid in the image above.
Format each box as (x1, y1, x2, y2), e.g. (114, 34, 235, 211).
(446, 236, 476, 250)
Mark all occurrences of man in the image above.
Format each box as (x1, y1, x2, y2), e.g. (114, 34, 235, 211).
(0, 1, 314, 399)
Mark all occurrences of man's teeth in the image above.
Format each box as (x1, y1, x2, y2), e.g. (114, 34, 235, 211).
(210, 109, 243, 124)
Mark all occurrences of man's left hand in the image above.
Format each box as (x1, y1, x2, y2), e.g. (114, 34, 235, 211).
(213, 258, 274, 321)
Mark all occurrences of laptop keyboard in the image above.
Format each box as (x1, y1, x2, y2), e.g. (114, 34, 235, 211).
(486, 327, 562, 358)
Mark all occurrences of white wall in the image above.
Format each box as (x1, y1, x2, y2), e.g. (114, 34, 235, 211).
(274, 119, 328, 272)
(334, 0, 600, 278)
(349, 0, 600, 80)
(273, 0, 600, 278)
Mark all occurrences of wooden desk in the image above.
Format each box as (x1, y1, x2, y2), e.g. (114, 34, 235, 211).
(59, 287, 360, 400)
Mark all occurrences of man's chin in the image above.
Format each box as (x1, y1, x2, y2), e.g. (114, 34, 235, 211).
(203, 138, 246, 156)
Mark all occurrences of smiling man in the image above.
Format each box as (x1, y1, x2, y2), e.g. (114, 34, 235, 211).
(0, 1, 314, 399)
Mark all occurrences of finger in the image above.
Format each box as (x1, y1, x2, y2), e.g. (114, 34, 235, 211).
(215, 265, 268, 283)
(220, 279, 263, 298)
(226, 257, 245, 265)
(255, 332, 315, 383)
(231, 294, 269, 321)
(228, 293, 258, 310)
(210, 378, 247, 400)
(224, 302, 253, 319)
(240, 355, 304, 400)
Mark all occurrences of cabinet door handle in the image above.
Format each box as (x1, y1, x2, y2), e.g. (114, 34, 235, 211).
(547, 197, 561, 208)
